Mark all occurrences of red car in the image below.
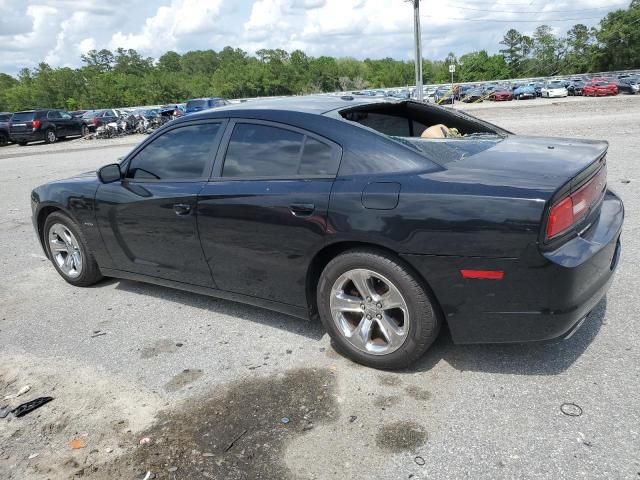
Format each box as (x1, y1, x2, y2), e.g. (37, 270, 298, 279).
(489, 89, 513, 101)
(583, 80, 618, 97)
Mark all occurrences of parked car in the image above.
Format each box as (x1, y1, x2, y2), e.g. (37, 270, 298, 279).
(513, 85, 536, 100)
(31, 96, 623, 369)
(9, 109, 84, 145)
(583, 80, 618, 97)
(462, 88, 484, 103)
(70, 110, 89, 118)
(184, 97, 230, 115)
(615, 78, 639, 95)
(567, 81, 585, 96)
(0, 112, 12, 146)
(541, 81, 568, 98)
(434, 87, 454, 104)
(81, 109, 120, 133)
(489, 88, 513, 101)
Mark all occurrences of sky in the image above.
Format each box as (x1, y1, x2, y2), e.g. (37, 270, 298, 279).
(0, 0, 630, 75)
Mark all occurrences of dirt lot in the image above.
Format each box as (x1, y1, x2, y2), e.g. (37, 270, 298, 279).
(1, 95, 639, 479)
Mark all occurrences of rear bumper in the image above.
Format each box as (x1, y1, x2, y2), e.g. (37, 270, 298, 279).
(10, 131, 43, 142)
(402, 190, 623, 344)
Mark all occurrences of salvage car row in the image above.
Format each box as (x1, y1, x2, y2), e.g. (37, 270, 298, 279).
(0, 97, 230, 146)
(353, 73, 639, 104)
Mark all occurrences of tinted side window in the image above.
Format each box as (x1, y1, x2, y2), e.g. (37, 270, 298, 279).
(47, 111, 62, 119)
(299, 137, 339, 176)
(223, 124, 304, 177)
(127, 123, 220, 181)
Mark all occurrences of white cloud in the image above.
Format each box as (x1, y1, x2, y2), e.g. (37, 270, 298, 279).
(109, 0, 225, 55)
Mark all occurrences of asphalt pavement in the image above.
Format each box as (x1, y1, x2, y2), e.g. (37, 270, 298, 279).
(0, 95, 639, 479)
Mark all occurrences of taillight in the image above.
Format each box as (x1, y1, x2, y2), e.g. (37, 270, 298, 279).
(93, 117, 98, 126)
(546, 165, 607, 240)
(32, 119, 41, 130)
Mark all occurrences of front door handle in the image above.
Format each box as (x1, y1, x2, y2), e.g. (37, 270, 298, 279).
(290, 203, 315, 217)
(173, 203, 192, 216)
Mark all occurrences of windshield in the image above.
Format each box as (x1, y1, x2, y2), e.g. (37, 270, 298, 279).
(187, 100, 207, 109)
(548, 82, 564, 88)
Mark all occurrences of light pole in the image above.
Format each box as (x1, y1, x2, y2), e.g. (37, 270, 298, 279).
(406, 0, 423, 101)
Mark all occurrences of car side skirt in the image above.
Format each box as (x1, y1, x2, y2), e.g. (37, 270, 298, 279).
(100, 268, 311, 321)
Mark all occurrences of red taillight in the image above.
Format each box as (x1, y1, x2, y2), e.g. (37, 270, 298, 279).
(546, 165, 607, 240)
(93, 117, 98, 126)
(32, 119, 41, 130)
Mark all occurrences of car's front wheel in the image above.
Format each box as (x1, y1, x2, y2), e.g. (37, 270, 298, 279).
(44, 212, 103, 287)
(317, 249, 441, 369)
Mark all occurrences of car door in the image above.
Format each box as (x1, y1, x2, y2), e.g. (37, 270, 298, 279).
(95, 121, 225, 286)
(46, 110, 65, 135)
(60, 110, 80, 135)
(197, 120, 342, 307)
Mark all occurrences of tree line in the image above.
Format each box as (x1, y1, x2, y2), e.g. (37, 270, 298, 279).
(0, 1, 637, 111)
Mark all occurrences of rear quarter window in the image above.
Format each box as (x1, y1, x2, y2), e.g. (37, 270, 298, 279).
(222, 123, 339, 178)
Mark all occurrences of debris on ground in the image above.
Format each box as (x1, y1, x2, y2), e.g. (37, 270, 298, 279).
(69, 438, 86, 449)
(12, 396, 54, 417)
(349, 415, 358, 423)
(0, 405, 12, 418)
(139, 437, 152, 445)
(225, 429, 248, 452)
(560, 402, 583, 417)
(621, 179, 631, 184)
(281, 417, 290, 424)
(28, 453, 39, 459)
(414, 456, 426, 466)
(4, 385, 30, 399)
(91, 331, 107, 338)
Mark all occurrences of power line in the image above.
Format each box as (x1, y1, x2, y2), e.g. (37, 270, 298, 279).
(423, 14, 607, 23)
(446, 2, 629, 15)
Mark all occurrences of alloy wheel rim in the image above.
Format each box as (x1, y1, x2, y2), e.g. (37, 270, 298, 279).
(47, 131, 55, 142)
(329, 268, 409, 355)
(48, 223, 83, 278)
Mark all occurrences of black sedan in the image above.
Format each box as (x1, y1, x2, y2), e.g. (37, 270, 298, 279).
(30, 96, 623, 369)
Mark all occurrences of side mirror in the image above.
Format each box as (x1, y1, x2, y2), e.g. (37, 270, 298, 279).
(98, 163, 122, 183)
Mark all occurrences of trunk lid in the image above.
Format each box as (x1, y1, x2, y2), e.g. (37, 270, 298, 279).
(10, 111, 37, 133)
(412, 135, 607, 199)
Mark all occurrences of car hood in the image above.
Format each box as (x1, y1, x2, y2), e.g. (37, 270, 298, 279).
(410, 135, 607, 198)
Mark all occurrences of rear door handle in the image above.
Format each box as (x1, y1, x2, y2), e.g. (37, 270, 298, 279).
(289, 203, 315, 217)
(173, 203, 192, 216)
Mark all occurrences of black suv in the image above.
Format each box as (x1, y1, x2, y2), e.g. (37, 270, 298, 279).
(9, 109, 84, 145)
(0, 112, 11, 146)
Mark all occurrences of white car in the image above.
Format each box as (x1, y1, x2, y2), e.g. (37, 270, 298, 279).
(541, 82, 568, 98)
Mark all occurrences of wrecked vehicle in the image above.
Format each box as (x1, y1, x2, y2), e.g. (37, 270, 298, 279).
(30, 96, 622, 369)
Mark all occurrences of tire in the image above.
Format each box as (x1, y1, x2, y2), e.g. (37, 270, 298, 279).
(18, 141, 27, 146)
(316, 249, 441, 369)
(81, 124, 89, 136)
(43, 211, 103, 287)
(0, 132, 8, 146)
(44, 129, 57, 144)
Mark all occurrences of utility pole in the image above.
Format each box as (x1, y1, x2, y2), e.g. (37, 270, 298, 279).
(409, 0, 424, 101)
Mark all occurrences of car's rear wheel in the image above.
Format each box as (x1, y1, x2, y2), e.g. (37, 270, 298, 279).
(44, 212, 103, 287)
(44, 129, 57, 144)
(0, 132, 8, 146)
(81, 124, 89, 136)
(317, 249, 440, 369)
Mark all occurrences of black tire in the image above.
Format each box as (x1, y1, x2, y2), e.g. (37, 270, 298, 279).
(44, 128, 57, 144)
(0, 132, 8, 146)
(81, 124, 89, 136)
(317, 249, 441, 369)
(43, 211, 103, 287)
(18, 141, 28, 146)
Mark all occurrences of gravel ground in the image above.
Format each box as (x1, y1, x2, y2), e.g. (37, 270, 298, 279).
(0, 95, 639, 479)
